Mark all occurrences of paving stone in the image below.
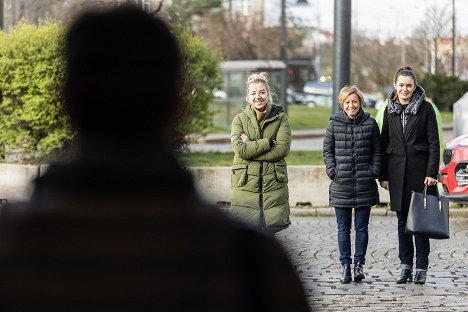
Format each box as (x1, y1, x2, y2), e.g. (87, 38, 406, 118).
(276, 216, 468, 311)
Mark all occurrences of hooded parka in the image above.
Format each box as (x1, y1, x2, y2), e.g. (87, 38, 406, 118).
(323, 108, 381, 208)
(379, 85, 440, 212)
(230, 105, 291, 232)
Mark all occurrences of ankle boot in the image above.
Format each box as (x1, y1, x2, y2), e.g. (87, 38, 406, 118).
(340, 264, 352, 284)
(396, 268, 412, 284)
(353, 262, 365, 282)
(414, 270, 427, 284)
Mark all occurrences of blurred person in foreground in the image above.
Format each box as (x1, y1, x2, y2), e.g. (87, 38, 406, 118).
(323, 85, 381, 284)
(0, 5, 309, 311)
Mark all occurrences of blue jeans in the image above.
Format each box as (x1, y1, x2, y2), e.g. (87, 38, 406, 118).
(335, 207, 372, 265)
(397, 211, 430, 270)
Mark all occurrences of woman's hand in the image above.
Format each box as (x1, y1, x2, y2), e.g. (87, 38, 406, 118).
(424, 177, 438, 186)
(380, 181, 389, 191)
(240, 133, 250, 143)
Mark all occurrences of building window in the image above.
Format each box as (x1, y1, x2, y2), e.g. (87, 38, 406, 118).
(115, 0, 150, 11)
(232, 0, 249, 16)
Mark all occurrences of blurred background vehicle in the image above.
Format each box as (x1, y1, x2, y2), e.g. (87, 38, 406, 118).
(362, 92, 377, 108)
(286, 88, 316, 106)
(439, 134, 468, 205)
(302, 81, 333, 107)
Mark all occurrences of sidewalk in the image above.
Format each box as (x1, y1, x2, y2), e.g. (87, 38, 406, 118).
(290, 206, 468, 218)
(197, 128, 326, 144)
(276, 216, 468, 311)
(197, 122, 453, 144)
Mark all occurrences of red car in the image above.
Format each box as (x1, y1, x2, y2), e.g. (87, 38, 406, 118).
(439, 134, 468, 204)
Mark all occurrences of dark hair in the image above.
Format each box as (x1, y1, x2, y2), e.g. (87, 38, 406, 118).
(64, 5, 181, 140)
(393, 66, 417, 85)
(392, 66, 417, 100)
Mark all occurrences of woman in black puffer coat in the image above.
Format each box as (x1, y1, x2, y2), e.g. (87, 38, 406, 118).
(323, 85, 381, 284)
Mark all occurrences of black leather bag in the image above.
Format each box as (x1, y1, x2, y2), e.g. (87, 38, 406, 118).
(405, 185, 450, 239)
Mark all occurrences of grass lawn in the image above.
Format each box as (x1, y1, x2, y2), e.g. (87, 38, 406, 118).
(191, 105, 452, 166)
(288, 105, 378, 130)
(178, 150, 324, 167)
(208, 104, 381, 132)
(440, 111, 452, 123)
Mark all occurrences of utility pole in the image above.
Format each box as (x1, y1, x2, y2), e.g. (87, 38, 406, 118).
(332, 0, 351, 114)
(452, 0, 456, 76)
(0, 0, 4, 30)
(280, 0, 288, 115)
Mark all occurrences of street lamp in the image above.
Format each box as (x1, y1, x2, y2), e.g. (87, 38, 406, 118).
(332, 0, 351, 114)
(0, 0, 4, 30)
(280, 0, 288, 115)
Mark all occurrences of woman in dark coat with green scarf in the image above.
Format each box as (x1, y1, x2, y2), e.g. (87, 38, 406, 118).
(230, 72, 291, 234)
(379, 66, 440, 285)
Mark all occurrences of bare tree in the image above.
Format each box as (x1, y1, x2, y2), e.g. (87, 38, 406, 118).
(351, 33, 403, 96)
(424, 5, 451, 74)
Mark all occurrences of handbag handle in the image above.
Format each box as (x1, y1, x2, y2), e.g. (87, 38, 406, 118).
(422, 185, 442, 212)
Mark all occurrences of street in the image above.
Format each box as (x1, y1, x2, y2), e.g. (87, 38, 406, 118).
(277, 216, 468, 311)
(189, 126, 453, 153)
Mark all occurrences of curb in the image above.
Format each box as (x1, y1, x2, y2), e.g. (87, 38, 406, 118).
(290, 207, 468, 217)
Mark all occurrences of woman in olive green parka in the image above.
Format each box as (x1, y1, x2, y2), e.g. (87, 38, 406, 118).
(230, 72, 291, 233)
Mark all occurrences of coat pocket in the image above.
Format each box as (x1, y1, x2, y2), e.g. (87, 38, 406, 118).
(231, 164, 248, 187)
(386, 146, 393, 154)
(274, 163, 288, 183)
(414, 145, 429, 151)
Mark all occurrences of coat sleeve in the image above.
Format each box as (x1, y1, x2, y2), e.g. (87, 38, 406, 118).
(371, 119, 382, 178)
(322, 120, 336, 180)
(426, 104, 440, 179)
(251, 114, 291, 162)
(379, 106, 390, 181)
(231, 114, 271, 160)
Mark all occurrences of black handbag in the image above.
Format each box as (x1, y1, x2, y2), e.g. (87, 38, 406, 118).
(405, 185, 450, 239)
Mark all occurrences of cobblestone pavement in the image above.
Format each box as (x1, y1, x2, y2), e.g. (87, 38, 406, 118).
(276, 216, 468, 312)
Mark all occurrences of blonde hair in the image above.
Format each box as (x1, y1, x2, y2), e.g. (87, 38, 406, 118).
(245, 72, 275, 103)
(338, 85, 364, 108)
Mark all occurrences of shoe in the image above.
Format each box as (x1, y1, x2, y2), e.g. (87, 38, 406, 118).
(396, 268, 412, 284)
(414, 270, 427, 284)
(340, 264, 352, 284)
(354, 262, 365, 282)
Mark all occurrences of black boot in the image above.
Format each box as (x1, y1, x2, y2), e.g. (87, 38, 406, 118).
(340, 264, 352, 284)
(396, 268, 412, 284)
(414, 270, 427, 284)
(354, 262, 365, 282)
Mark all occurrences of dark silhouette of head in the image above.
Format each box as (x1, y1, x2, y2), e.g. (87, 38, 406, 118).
(64, 5, 181, 145)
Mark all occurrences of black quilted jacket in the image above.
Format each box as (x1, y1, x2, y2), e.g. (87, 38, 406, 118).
(323, 108, 381, 208)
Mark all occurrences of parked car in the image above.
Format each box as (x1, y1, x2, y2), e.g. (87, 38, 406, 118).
(439, 134, 468, 204)
(362, 93, 377, 108)
(302, 81, 333, 107)
(286, 88, 316, 106)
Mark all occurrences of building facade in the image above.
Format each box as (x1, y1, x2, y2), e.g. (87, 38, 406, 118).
(1, 0, 169, 30)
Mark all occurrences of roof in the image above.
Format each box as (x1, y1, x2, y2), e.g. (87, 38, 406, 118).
(220, 60, 287, 72)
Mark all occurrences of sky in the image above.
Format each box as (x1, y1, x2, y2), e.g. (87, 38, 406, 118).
(264, 0, 468, 39)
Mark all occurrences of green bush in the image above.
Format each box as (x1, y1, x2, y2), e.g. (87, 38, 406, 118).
(422, 73, 468, 111)
(174, 25, 223, 150)
(0, 19, 222, 162)
(0, 20, 72, 162)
